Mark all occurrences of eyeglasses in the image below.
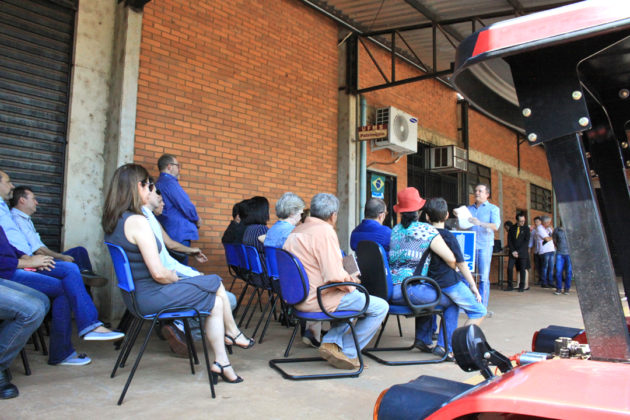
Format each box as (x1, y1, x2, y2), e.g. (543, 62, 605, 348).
(156, 188, 161, 196)
(170, 162, 180, 169)
(140, 179, 155, 192)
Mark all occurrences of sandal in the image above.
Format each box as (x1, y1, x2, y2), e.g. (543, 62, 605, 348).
(432, 345, 455, 362)
(211, 361, 243, 384)
(224, 332, 255, 352)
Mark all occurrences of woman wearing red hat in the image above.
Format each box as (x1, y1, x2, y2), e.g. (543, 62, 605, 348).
(388, 187, 458, 360)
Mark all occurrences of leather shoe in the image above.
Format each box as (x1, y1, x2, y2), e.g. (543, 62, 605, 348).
(162, 324, 189, 358)
(432, 345, 455, 362)
(0, 369, 18, 399)
(504, 286, 514, 291)
(318, 342, 355, 369)
(413, 340, 434, 353)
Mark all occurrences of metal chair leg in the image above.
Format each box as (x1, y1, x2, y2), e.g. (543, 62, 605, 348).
(112, 317, 142, 378)
(182, 319, 198, 374)
(258, 296, 278, 343)
(396, 315, 403, 337)
(283, 323, 300, 357)
(238, 287, 257, 327)
(245, 289, 262, 329)
(374, 314, 390, 347)
(252, 295, 272, 339)
(120, 318, 144, 369)
(20, 349, 31, 376)
(195, 313, 215, 399)
(233, 283, 250, 318)
(117, 319, 159, 405)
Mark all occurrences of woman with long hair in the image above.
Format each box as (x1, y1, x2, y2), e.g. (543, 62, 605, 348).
(102, 164, 253, 383)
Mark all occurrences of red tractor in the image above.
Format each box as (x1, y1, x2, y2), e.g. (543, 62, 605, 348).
(375, 2, 630, 418)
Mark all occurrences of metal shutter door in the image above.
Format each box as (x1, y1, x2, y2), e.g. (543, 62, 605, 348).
(0, 0, 75, 250)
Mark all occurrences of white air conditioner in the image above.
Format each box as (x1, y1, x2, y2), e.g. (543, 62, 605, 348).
(372, 106, 418, 154)
(428, 145, 468, 172)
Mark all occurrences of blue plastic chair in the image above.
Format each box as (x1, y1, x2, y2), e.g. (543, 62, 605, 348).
(223, 242, 247, 292)
(269, 249, 370, 380)
(105, 242, 215, 404)
(242, 245, 280, 343)
(355, 240, 448, 365)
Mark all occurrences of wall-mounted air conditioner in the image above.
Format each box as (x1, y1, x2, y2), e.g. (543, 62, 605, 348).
(428, 145, 468, 172)
(372, 106, 418, 154)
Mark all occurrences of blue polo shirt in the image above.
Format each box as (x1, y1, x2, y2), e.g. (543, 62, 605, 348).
(0, 201, 33, 255)
(155, 172, 199, 243)
(350, 219, 392, 252)
(467, 200, 500, 250)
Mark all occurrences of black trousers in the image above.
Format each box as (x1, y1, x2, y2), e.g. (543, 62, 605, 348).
(507, 256, 528, 289)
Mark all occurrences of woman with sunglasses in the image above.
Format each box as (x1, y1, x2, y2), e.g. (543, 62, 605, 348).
(102, 164, 253, 384)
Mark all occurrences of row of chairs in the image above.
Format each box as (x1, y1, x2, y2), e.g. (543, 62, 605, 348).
(100, 239, 449, 404)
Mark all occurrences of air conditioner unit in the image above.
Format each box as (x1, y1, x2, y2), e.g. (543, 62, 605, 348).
(372, 106, 418, 154)
(428, 145, 468, 172)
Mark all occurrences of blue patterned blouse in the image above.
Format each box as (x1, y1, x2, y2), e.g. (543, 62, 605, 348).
(389, 221, 439, 285)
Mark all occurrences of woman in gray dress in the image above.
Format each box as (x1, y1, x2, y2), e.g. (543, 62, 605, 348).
(102, 164, 253, 384)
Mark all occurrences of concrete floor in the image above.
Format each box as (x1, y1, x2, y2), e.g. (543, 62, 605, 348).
(4, 283, 619, 420)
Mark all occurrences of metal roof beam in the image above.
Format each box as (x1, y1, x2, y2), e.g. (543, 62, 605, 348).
(362, 1, 577, 36)
(403, 0, 464, 42)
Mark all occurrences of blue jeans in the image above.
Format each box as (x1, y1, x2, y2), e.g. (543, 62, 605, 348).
(62, 246, 93, 272)
(442, 280, 487, 319)
(555, 254, 572, 291)
(540, 252, 555, 287)
(322, 290, 388, 359)
(0, 280, 49, 370)
(392, 283, 458, 352)
(475, 247, 493, 307)
(11, 261, 102, 364)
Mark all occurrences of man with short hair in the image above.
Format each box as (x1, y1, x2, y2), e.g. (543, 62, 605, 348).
(536, 215, 556, 289)
(350, 198, 392, 252)
(529, 216, 542, 284)
(506, 213, 531, 292)
(283, 193, 388, 369)
(156, 154, 200, 264)
(463, 184, 500, 308)
(553, 224, 572, 295)
(9, 186, 105, 287)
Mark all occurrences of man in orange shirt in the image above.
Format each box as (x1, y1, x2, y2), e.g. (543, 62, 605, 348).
(284, 193, 388, 369)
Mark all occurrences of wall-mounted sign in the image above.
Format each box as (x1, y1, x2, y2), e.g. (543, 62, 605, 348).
(358, 124, 388, 141)
(451, 230, 476, 273)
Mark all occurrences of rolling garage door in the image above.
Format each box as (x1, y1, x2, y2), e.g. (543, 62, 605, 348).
(0, 0, 76, 250)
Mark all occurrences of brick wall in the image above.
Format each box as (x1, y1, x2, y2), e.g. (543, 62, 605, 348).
(134, 0, 339, 288)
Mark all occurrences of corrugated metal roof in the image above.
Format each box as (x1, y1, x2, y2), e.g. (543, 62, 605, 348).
(303, 0, 581, 76)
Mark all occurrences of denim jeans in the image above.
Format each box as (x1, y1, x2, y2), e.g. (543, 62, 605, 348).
(475, 247, 493, 307)
(540, 251, 555, 287)
(11, 261, 102, 364)
(391, 283, 458, 352)
(441, 280, 486, 319)
(555, 254, 572, 291)
(322, 290, 388, 359)
(62, 246, 93, 272)
(0, 280, 49, 370)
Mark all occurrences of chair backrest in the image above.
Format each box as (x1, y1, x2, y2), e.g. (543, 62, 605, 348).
(264, 246, 279, 278)
(224, 243, 249, 270)
(105, 242, 135, 293)
(244, 245, 265, 275)
(275, 249, 310, 306)
(355, 240, 392, 301)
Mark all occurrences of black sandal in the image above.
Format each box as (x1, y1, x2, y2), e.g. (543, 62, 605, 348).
(211, 361, 243, 384)
(224, 332, 255, 351)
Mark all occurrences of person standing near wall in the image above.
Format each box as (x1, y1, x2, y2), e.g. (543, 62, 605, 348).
(460, 184, 500, 308)
(155, 154, 200, 265)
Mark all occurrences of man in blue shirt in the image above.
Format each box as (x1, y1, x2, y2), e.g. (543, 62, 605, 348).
(350, 198, 392, 252)
(463, 184, 500, 308)
(156, 154, 200, 264)
(9, 186, 105, 287)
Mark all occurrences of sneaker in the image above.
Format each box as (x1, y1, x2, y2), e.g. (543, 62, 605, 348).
(486, 310, 494, 318)
(59, 353, 91, 366)
(554, 290, 562, 295)
(83, 330, 125, 341)
(301, 330, 321, 348)
(563, 290, 570, 295)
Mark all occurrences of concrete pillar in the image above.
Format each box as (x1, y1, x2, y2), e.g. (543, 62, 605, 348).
(337, 36, 359, 252)
(63, 2, 142, 320)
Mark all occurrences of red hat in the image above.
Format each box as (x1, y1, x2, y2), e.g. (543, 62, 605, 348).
(393, 187, 425, 213)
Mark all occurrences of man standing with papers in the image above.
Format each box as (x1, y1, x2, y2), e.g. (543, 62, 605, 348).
(456, 184, 500, 308)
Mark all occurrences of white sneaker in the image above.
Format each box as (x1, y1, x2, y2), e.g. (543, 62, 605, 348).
(83, 330, 125, 341)
(59, 353, 91, 366)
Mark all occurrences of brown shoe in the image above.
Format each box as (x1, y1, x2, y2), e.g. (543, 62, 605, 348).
(318, 342, 354, 370)
(349, 357, 365, 368)
(162, 324, 188, 358)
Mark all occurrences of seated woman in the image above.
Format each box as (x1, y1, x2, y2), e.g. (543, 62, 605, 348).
(242, 196, 270, 255)
(263, 192, 305, 248)
(388, 187, 458, 360)
(102, 164, 253, 383)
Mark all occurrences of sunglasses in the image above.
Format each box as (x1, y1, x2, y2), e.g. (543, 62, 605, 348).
(140, 179, 155, 192)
